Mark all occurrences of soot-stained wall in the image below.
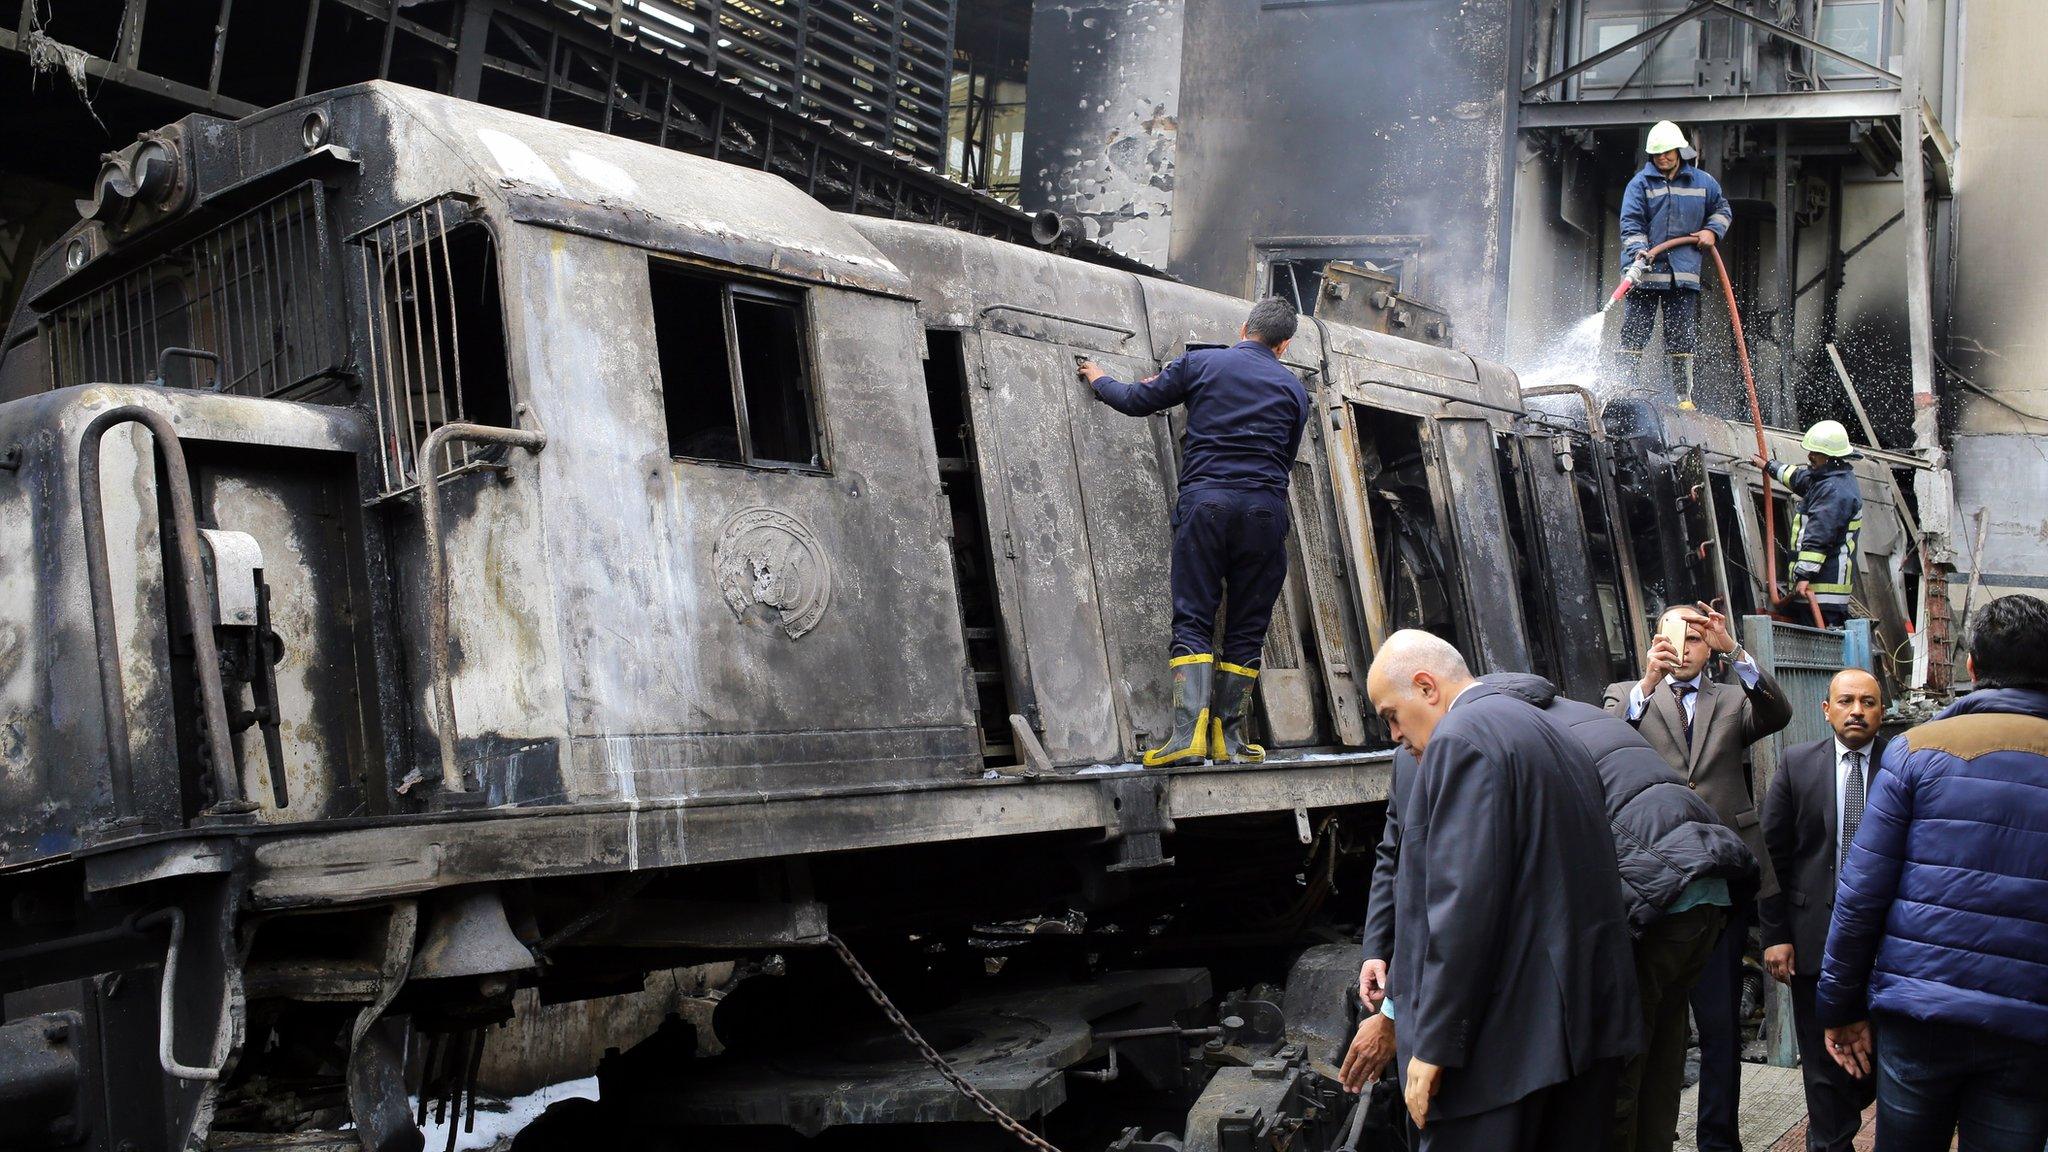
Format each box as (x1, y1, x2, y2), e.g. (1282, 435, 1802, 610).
(1946, 0, 2048, 599)
(1167, 0, 1519, 356)
(1025, 0, 1186, 266)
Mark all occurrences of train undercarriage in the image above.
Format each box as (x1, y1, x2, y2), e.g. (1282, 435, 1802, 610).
(4, 759, 1396, 1152)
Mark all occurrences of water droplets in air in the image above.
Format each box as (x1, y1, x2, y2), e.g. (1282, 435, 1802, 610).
(1516, 311, 1613, 395)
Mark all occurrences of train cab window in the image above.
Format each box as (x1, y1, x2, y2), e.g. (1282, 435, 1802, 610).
(1755, 486, 1794, 562)
(650, 259, 822, 470)
(1494, 434, 1561, 686)
(1572, 454, 1636, 679)
(1614, 441, 1676, 618)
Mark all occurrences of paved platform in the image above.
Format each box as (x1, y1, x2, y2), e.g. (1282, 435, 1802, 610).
(1672, 1062, 1881, 1152)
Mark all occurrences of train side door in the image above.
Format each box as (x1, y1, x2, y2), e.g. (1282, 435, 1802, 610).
(1273, 410, 1369, 747)
(1503, 429, 1613, 702)
(1523, 424, 1646, 684)
(1323, 401, 1532, 676)
(967, 330, 1169, 765)
(1429, 417, 1536, 675)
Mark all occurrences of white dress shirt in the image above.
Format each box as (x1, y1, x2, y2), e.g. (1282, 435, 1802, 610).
(1834, 737, 1875, 865)
(1626, 652, 1763, 722)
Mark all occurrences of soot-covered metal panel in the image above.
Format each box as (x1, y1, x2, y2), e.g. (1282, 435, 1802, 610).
(1168, 0, 1516, 354)
(0, 387, 369, 863)
(501, 230, 979, 801)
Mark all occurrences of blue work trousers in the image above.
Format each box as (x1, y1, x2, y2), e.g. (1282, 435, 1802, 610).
(1620, 288, 1700, 355)
(1169, 486, 1291, 666)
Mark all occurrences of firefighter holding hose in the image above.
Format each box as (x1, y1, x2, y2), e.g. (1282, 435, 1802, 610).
(1618, 121, 1733, 409)
(1764, 421, 1864, 627)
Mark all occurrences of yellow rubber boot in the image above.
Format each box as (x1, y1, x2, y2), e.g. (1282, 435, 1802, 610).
(1210, 662, 1266, 764)
(1670, 352, 1697, 410)
(1143, 654, 1212, 767)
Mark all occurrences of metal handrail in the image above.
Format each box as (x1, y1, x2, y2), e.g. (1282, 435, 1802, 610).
(976, 303, 1136, 343)
(79, 405, 253, 823)
(1520, 383, 1609, 441)
(417, 422, 548, 803)
(137, 907, 233, 1082)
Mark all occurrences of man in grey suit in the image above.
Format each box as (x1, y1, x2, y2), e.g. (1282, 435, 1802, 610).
(1367, 631, 1641, 1150)
(1759, 668, 1885, 1151)
(1604, 603, 1792, 1152)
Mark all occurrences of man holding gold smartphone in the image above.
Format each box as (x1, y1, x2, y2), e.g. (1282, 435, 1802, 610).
(1604, 604, 1792, 1152)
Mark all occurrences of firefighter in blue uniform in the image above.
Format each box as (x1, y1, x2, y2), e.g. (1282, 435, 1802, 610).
(1765, 420, 1864, 627)
(1619, 120, 1734, 409)
(1079, 297, 1310, 767)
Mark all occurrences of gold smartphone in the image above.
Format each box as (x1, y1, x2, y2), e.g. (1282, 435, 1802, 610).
(1659, 614, 1689, 653)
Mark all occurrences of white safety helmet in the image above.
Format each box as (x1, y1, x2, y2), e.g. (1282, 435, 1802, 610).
(1801, 420, 1855, 458)
(1644, 120, 1697, 162)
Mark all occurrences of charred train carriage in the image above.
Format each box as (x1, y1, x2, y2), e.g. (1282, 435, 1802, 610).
(0, 85, 1916, 1151)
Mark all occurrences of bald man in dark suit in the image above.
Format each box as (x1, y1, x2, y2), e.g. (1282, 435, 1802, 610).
(1371, 630, 1641, 1150)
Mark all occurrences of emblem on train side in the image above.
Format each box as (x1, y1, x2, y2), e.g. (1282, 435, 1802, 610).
(714, 508, 832, 640)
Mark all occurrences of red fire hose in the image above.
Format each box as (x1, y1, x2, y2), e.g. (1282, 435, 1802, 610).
(1610, 235, 1824, 627)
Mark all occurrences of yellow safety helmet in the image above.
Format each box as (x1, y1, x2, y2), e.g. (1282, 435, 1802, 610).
(1644, 120, 1697, 161)
(1801, 419, 1855, 457)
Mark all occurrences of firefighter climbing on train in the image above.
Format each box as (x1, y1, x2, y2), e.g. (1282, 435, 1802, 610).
(1078, 298, 1310, 766)
(1618, 120, 1733, 410)
(1763, 420, 1864, 627)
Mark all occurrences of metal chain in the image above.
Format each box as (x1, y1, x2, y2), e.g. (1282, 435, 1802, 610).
(825, 934, 1067, 1152)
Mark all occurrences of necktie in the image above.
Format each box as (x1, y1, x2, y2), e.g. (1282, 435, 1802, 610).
(1671, 682, 1696, 747)
(1840, 750, 1866, 873)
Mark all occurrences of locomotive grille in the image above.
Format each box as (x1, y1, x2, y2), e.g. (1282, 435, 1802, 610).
(47, 182, 344, 397)
(350, 197, 513, 496)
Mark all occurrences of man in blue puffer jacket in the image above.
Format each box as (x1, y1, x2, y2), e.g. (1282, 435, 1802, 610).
(1617, 120, 1732, 409)
(1816, 593, 2048, 1151)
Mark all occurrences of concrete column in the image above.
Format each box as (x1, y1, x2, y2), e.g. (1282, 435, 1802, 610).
(1022, 0, 1185, 267)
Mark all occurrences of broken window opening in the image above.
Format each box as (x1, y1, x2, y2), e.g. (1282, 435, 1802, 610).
(1260, 242, 1421, 315)
(1614, 441, 1679, 623)
(1708, 471, 1759, 619)
(1353, 405, 1467, 656)
(1268, 259, 1334, 316)
(355, 201, 514, 494)
(1494, 433, 1565, 690)
(922, 330, 1015, 767)
(650, 260, 823, 471)
(1571, 444, 1637, 681)
(1753, 483, 1795, 593)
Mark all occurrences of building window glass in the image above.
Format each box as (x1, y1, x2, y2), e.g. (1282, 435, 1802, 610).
(1578, 12, 1700, 91)
(1817, 0, 1883, 82)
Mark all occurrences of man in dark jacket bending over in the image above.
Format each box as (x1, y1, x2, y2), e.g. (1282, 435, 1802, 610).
(1355, 631, 1641, 1149)
(1078, 297, 1309, 767)
(1348, 671, 1756, 1152)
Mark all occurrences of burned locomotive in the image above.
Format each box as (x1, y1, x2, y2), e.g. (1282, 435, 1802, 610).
(0, 84, 1916, 1151)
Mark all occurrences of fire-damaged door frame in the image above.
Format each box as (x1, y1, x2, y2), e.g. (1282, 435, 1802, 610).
(1318, 378, 1538, 677)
